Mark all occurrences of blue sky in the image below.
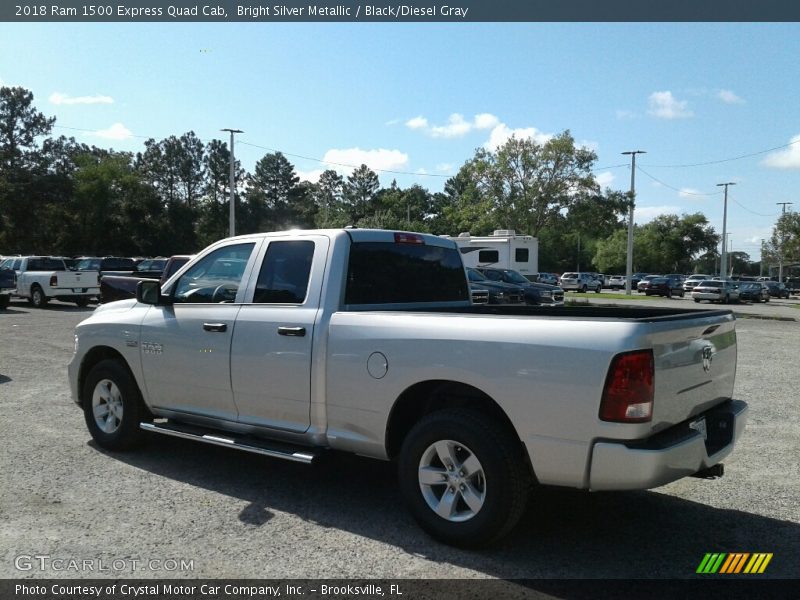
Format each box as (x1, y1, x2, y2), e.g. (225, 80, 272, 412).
(2, 22, 800, 260)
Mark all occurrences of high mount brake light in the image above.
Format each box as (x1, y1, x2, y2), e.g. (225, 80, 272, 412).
(599, 350, 654, 423)
(394, 233, 425, 245)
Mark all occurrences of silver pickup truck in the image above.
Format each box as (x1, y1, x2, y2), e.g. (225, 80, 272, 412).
(68, 229, 747, 547)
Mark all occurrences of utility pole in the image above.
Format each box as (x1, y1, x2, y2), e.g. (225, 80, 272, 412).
(776, 202, 793, 282)
(221, 128, 244, 237)
(622, 150, 646, 295)
(716, 182, 736, 279)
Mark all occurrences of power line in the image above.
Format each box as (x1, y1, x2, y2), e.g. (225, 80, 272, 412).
(641, 137, 800, 168)
(635, 166, 723, 196)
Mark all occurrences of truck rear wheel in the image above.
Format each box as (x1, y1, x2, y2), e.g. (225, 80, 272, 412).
(82, 359, 147, 451)
(0, 295, 9, 309)
(398, 409, 530, 548)
(75, 297, 90, 307)
(30, 285, 48, 308)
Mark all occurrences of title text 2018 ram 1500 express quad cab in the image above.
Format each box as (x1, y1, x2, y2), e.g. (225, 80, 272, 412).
(68, 229, 747, 547)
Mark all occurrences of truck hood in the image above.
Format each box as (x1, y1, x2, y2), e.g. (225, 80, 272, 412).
(93, 298, 139, 315)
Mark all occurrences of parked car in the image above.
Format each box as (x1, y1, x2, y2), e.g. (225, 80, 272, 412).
(68, 227, 747, 548)
(74, 256, 137, 277)
(692, 280, 740, 304)
(536, 272, 559, 286)
(763, 281, 791, 299)
(99, 255, 193, 304)
(559, 272, 602, 293)
(466, 268, 523, 304)
(477, 267, 564, 306)
(737, 282, 770, 303)
(637, 275, 663, 293)
(0, 264, 15, 309)
(642, 276, 685, 298)
(608, 275, 626, 290)
(631, 273, 649, 289)
(13, 256, 99, 307)
(683, 274, 711, 293)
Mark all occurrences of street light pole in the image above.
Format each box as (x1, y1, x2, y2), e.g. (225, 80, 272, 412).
(622, 150, 646, 295)
(716, 182, 736, 279)
(221, 128, 244, 237)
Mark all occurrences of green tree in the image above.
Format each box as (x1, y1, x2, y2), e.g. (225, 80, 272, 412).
(342, 164, 379, 223)
(245, 151, 299, 231)
(467, 131, 598, 237)
(313, 169, 345, 227)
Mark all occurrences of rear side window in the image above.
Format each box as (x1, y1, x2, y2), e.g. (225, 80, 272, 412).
(515, 248, 529, 262)
(478, 250, 499, 263)
(253, 241, 315, 304)
(345, 242, 469, 304)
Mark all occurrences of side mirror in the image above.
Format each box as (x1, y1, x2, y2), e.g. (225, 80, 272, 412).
(136, 279, 171, 305)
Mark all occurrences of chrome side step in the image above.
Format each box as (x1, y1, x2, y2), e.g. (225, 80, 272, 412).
(140, 421, 319, 464)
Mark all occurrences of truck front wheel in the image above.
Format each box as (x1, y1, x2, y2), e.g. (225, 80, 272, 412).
(82, 359, 147, 451)
(398, 409, 530, 548)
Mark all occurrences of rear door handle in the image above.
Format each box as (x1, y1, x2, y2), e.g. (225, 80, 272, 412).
(278, 326, 306, 337)
(203, 322, 227, 332)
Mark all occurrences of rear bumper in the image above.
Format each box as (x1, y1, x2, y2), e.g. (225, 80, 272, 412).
(588, 400, 748, 491)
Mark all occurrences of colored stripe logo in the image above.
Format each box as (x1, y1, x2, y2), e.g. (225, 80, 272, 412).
(697, 553, 773, 574)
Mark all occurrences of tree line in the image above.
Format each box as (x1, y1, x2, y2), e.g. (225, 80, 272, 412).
(1, 85, 765, 274)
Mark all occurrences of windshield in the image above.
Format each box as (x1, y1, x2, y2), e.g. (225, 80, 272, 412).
(75, 259, 101, 271)
(503, 270, 529, 284)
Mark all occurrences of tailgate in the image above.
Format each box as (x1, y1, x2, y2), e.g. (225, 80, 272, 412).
(642, 311, 737, 431)
(57, 270, 99, 289)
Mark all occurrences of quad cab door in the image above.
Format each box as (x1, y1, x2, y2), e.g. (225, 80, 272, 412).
(139, 241, 260, 421)
(231, 235, 329, 433)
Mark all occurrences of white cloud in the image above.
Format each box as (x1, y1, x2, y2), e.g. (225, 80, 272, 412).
(579, 139, 599, 152)
(385, 118, 400, 126)
(595, 171, 615, 188)
(635, 205, 682, 224)
(295, 168, 324, 184)
(474, 113, 500, 130)
(436, 162, 454, 172)
(416, 168, 428, 175)
(50, 92, 113, 105)
(485, 124, 552, 151)
(322, 147, 409, 175)
(405, 116, 428, 130)
(616, 109, 636, 120)
(717, 89, 745, 104)
(647, 91, 693, 119)
(430, 113, 473, 138)
(406, 112, 501, 139)
(92, 123, 133, 140)
(762, 134, 800, 169)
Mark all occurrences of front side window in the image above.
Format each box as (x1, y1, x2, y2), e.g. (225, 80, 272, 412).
(172, 243, 255, 304)
(253, 241, 315, 304)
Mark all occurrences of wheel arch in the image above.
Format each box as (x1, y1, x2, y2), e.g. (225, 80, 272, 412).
(385, 379, 531, 472)
(77, 346, 139, 409)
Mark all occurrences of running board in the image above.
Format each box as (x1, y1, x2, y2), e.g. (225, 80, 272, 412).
(140, 421, 320, 464)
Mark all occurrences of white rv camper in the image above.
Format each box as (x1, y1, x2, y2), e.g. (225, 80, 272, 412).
(444, 230, 539, 279)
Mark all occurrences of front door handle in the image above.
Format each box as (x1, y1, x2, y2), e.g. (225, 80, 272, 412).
(203, 322, 227, 332)
(278, 326, 306, 337)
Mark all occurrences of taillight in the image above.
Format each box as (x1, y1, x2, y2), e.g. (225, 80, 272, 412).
(50, 275, 57, 286)
(394, 232, 425, 245)
(600, 350, 654, 423)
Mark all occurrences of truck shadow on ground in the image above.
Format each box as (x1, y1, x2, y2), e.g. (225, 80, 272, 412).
(100, 435, 799, 579)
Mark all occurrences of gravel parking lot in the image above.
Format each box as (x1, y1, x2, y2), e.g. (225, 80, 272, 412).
(1, 299, 798, 581)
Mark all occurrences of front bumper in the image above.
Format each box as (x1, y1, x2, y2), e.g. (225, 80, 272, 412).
(589, 400, 748, 491)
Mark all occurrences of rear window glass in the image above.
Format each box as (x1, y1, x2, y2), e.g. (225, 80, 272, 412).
(346, 242, 469, 304)
(698, 281, 721, 288)
(28, 258, 66, 271)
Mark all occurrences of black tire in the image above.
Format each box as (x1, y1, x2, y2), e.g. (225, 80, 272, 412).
(581, 285, 587, 293)
(30, 285, 48, 308)
(594, 285, 601, 294)
(680, 291, 685, 298)
(694, 298, 701, 303)
(666, 290, 672, 298)
(0, 295, 9, 309)
(82, 359, 147, 451)
(398, 409, 531, 548)
(75, 297, 90, 308)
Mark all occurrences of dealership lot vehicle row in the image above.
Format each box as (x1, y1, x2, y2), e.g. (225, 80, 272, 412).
(0, 303, 798, 578)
